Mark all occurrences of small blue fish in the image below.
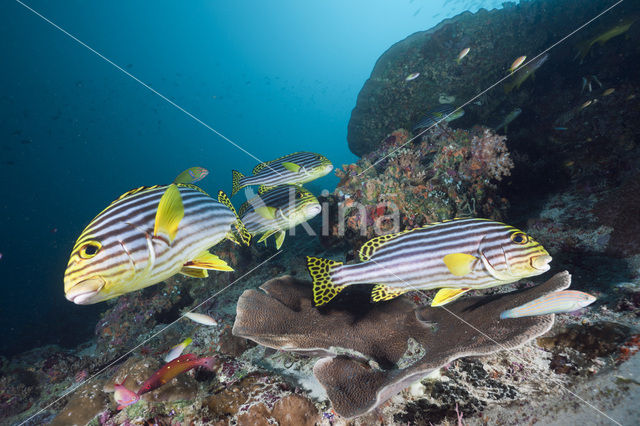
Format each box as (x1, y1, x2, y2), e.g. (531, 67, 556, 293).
(500, 290, 596, 319)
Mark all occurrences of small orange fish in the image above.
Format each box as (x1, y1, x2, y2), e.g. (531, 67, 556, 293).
(509, 55, 527, 73)
(138, 354, 218, 395)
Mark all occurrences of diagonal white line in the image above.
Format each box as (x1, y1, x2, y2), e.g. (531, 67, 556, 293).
(13, 0, 282, 176)
(361, 255, 622, 425)
(358, 0, 625, 176)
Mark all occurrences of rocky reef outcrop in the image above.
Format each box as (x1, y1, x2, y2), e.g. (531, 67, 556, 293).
(233, 272, 570, 418)
(347, 0, 640, 156)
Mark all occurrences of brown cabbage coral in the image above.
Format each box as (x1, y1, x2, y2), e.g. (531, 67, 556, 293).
(232, 272, 570, 418)
(328, 125, 513, 244)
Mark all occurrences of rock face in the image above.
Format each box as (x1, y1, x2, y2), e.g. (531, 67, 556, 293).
(233, 272, 571, 418)
(346, 0, 638, 156)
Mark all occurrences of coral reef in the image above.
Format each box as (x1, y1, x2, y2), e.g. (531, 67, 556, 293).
(232, 272, 570, 418)
(326, 125, 512, 247)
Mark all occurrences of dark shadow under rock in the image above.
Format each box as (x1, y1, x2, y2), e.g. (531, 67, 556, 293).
(233, 272, 570, 418)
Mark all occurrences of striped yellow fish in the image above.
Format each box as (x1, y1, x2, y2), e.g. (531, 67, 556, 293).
(231, 152, 333, 197)
(306, 218, 552, 307)
(500, 290, 595, 319)
(64, 184, 250, 305)
(239, 185, 321, 249)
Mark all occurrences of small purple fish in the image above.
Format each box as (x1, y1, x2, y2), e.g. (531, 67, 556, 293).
(500, 290, 596, 319)
(174, 167, 209, 184)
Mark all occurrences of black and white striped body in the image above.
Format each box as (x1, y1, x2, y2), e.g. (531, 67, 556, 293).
(240, 152, 332, 188)
(64, 185, 236, 303)
(239, 185, 320, 235)
(331, 218, 546, 290)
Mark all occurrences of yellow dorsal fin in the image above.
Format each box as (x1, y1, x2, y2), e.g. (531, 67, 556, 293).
(254, 206, 278, 220)
(282, 162, 301, 173)
(258, 185, 271, 195)
(358, 228, 414, 261)
(443, 253, 478, 276)
(180, 267, 209, 278)
(252, 161, 273, 175)
(431, 288, 470, 306)
(153, 184, 184, 243)
(186, 250, 233, 271)
(371, 284, 409, 303)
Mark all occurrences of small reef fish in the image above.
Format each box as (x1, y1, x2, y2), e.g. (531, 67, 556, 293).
(412, 105, 465, 132)
(576, 17, 636, 60)
(174, 167, 208, 184)
(239, 185, 321, 249)
(456, 47, 470, 64)
(307, 218, 552, 307)
(138, 354, 218, 395)
(500, 290, 596, 319)
(508, 55, 527, 73)
(579, 99, 593, 110)
(603, 88, 615, 96)
(184, 312, 217, 326)
(496, 108, 522, 133)
(164, 337, 193, 363)
(64, 184, 250, 304)
(504, 53, 548, 93)
(231, 152, 333, 197)
(113, 376, 139, 410)
(405, 72, 420, 81)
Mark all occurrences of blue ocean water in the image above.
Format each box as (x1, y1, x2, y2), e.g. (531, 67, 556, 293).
(0, 0, 508, 357)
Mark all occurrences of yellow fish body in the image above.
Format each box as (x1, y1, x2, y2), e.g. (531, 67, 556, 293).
(64, 184, 249, 304)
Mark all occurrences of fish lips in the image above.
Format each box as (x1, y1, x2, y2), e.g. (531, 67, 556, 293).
(65, 278, 105, 305)
(531, 254, 552, 272)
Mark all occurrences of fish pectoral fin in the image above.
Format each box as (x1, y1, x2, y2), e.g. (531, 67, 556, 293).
(275, 230, 286, 249)
(443, 253, 478, 276)
(186, 251, 234, 271)
(254, 206, 278, 220)
(257, 230, 278, 244)
(282, 161, 301, 173)
(180, 267, 209, 278)
(371, 284, 409, 303)
(154, 184, 184, 243)
(431, 288, 470, 307)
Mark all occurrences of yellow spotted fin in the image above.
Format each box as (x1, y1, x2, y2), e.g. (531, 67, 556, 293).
(371, 284, 409, 303)
(431, 288, 471, 306)
(231, 170, 246, 197)
(258, 185, 273, 195)
(153, 184, 184, 243)
(185, 250, 233, 271)
(282, 162, 301, 173)
(218, 190, 251, 246)
(306, 256, 345, 306)
(180, 267, 209, 278)
(443, 253, 478, 276)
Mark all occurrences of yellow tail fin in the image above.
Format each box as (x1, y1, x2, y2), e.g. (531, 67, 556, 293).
(218, 190, 252, 246)
(306, 256, 344, 306)
(231, 170, 245, 197)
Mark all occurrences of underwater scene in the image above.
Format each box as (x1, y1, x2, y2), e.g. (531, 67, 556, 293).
(1, 0, 639, 424)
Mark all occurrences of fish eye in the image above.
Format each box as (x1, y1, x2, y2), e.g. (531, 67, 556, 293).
(296, 192, 304, 199)
(510, 232, 528, 244)
(79, 241, 102, 259)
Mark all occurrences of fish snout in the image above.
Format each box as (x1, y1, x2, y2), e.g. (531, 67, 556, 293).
(65, 278, 105, 305)
(324, 164, 334, 174)
(306, 203, 322, 217)
(531, 254, 552, 271)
